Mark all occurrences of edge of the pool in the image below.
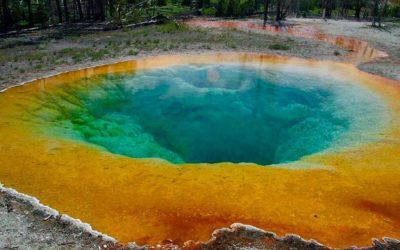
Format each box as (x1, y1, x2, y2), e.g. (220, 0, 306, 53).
(1, 179, 399, 249)
(0, 51, 374, 94)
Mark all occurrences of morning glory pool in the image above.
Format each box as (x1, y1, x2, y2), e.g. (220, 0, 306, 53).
(29, 63, 386, 165)
(1, 54, 399, 247)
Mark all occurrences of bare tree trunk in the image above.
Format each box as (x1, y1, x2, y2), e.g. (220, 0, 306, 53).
(355, 0, 361, 19)
(55, 0, 63, 23)
(26, 0, 34, 27)
(372, 0, 379, 26)
(86, 0, 92, 19)
(1, 0, 13, 31)
(45, 0, 52, 20)
(63, 0, 70, 23)
(108, 0, 114, 18)
(340, 0, 345, 17)
(75, 0, 83, 20)
(72, 0, 76, 20)
(263, 0, 269, 26)
(97, 0, 105, 21)
(275, 0, 281, 21)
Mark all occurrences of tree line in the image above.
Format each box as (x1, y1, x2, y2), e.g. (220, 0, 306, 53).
(1, 0, 399, 32)
(263, 0, 399, 25)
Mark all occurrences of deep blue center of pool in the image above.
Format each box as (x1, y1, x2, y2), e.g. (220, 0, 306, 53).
(36, 64, 386, 165)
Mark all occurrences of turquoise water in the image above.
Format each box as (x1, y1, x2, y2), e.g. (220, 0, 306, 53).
(31, 64, 387, 165)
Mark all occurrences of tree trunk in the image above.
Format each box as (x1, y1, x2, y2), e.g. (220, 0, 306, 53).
(87, 0, 93, 19)
(321, 0, 325, 18)
(378, 0, 387, 27)
(108, 0, 114, 18)
(26, 0, 34, 27)
(45, 0, 52, 19)
(275, 0, 281, 21)
(97, 0, 105, 21)
(63, 0, 70, 23)
(372, 0, 379, 26)
(340, 0, 345, 17)
(75, 0, 83, 20)
(263, 0, 269, 26)
(55, 0, 63, 23)
(1, 0, 13, 31)
(355, 0, 361, 19)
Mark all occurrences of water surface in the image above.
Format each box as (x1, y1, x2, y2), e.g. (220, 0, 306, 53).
(30, 63, 385, 165)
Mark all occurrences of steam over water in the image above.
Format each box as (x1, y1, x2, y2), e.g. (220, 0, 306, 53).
(31, 64, 386, 165)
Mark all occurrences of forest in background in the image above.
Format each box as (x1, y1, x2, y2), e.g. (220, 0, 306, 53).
(1, 0, 399, 32)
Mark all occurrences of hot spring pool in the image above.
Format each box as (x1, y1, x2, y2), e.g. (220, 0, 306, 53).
(29, 62, 385, 165)
(0, 53, 399, 247)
